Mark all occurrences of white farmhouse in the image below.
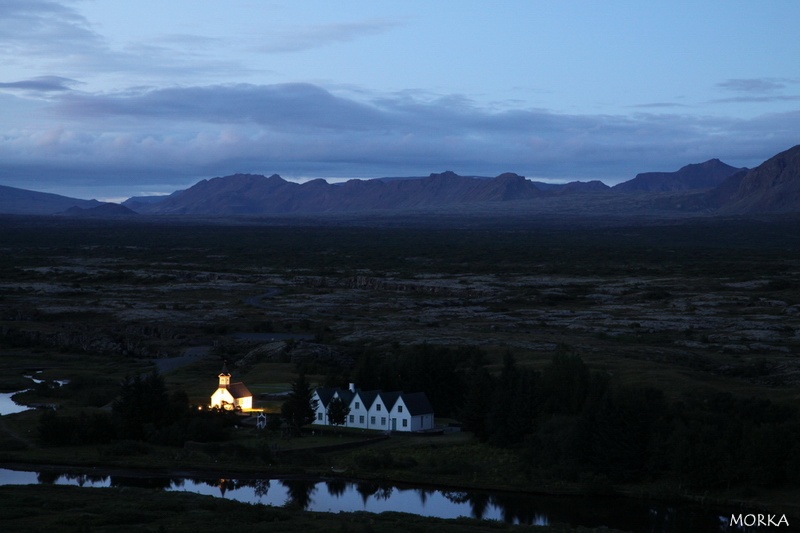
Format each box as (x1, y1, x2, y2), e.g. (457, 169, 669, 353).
(312, 383, 434, 432)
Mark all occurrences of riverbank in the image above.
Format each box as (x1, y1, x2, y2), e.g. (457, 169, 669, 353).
(2, 414, 798, 518)
(0, 464, 749, 533)
(2, 483, 630, 533)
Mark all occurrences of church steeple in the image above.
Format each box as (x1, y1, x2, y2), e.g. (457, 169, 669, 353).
(218, 361, 231, 388)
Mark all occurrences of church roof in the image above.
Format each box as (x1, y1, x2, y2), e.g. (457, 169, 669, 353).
(228, 382, 251, 399)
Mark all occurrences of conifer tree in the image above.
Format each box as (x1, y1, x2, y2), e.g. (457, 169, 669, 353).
(282, 373, 318, 436)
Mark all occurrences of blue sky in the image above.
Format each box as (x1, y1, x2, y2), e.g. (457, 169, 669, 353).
(1, 0, 798, 200)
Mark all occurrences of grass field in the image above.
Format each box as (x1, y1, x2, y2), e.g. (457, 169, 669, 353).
(1, 214, 800, 525)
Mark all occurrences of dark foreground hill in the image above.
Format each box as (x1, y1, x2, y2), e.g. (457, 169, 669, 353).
(0, 184, 102, 215)
(61, 203, 138, 217)
(612, 159, 744, 193)
(715, 144, 800, 214)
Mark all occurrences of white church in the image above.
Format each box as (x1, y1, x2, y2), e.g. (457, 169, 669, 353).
(311, 383, 435, 432)
(209, 361, 253, 411)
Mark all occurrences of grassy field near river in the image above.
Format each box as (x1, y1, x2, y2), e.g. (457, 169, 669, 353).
(1, 213, 800, 529)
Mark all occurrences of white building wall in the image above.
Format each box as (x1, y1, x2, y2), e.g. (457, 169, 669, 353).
(236, 396, 253, 410)
(410, 413, 434, 431)
(310, 389, 433, 432)
(348, 392, 370, 429)
(368, 399, 390, 431)
(311, 391, 327, 426)
(391, 398, 412, 431)
(210, 388, 234, 409)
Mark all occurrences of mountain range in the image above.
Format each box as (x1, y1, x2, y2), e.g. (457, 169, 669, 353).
(2, 144, 799, 218)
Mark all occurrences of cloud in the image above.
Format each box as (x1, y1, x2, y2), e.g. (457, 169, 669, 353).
(0, 0, 103, 59)
(2, 82, 799, 196)
(0, 75, 79, 92)
(55, 83, 390, 131)
(254, 19, 404, 53)
(712, 95, 800, 104)
(716, 78, 789, 94)
(629, 102, 689, 109)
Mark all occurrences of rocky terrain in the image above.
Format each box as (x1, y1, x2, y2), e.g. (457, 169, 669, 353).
(2, 240, 799, 392)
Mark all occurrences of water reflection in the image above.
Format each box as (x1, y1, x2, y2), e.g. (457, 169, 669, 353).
(0, 390, 31, 415)
(281, 479, 317, 509)
(0, 468, 758, 532)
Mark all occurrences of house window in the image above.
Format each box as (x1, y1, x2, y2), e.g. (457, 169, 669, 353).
(381, 417, 386, 425)
(402, 419, 408, 428)
(376, 404, 381, 411)
(349, 415, 354, 423)
(397, 405, 403, 413)
(317, 413, 322, 421)
(359, 415, 365, 423)
(355, 402, 360, 409)
(370, 416, 376, 425)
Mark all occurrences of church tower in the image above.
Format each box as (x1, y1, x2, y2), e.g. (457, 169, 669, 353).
(218, 361, 231, 388)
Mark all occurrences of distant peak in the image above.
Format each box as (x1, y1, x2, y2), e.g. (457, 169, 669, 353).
(495, 172, 525, 180)
(428, 171, 460, 179)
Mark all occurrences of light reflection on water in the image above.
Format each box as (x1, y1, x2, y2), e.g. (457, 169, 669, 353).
(0, 468, 753, 531)
(0, 469, 533, 523)
(0, 390, 31, 415)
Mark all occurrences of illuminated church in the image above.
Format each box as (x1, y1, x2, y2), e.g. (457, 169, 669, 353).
(210, 361, 252, 411)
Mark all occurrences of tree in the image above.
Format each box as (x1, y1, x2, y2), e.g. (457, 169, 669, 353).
(327, 396, 350, 430)
(112, 370, 170, 440)
(281, 373, 318, 436)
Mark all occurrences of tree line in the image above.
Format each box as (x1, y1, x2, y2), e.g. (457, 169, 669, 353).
(39, 370, 235, 447)
(347, 344, 800, 490)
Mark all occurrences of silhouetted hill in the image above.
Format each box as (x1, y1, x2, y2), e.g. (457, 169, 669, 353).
(0, 184, 103, 215)
(122, 193, 177, 212)
(138, 171, 545, 215)
(716, 144, 800, 214)
(61, 203, 137, 217)
(4, 145, 800, 217)
(613, 159, 744, 193)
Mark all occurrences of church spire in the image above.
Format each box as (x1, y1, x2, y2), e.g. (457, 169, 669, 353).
(218, 360, 231, 387)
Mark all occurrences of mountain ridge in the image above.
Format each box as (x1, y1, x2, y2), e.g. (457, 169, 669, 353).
(3, 144, 800, 217)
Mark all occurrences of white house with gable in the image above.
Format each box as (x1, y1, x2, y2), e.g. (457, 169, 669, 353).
(312, 383, 434, 432)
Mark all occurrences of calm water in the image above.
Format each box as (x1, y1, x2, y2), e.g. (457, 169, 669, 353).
(0, 390, 30, 415)
(0, 468, 760, 532)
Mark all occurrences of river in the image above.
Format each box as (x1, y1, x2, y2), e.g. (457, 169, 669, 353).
(0, 467, 757, 532)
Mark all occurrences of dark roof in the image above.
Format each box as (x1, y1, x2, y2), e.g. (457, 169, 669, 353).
(219, 361, 230, 376)
(313, 386, 434, 416)
(314, 387, 337, 408)
(334, 389, 355, 406)
(354, 390, 380, 409)
(228, 382, 251, 399)
(402, 392, 434, 416)
(379, 391, 402, 411)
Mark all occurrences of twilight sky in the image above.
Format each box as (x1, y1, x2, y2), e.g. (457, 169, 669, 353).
(1, 1, 799, 201)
